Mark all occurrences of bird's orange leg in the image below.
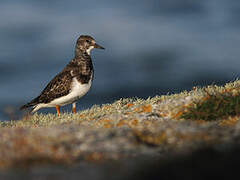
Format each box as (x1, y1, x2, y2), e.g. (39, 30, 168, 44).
(56, 105, 60, 116)
(72, 102, 76, 114)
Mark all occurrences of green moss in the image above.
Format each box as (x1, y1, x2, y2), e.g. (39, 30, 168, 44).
(181, 82, 240, 120)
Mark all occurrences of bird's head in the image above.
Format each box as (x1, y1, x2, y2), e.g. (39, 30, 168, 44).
(75, 35, 104, 55)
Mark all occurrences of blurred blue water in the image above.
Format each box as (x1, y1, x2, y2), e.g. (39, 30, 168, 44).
(1, 0, 240, 120)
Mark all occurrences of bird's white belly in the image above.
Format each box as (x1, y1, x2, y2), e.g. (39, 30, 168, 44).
(48, 77, 92, 106)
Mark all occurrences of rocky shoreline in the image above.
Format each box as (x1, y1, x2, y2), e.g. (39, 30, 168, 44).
(1, 81, 240, 179)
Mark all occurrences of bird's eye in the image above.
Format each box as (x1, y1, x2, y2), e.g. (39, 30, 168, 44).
(86, 40, 90, 43)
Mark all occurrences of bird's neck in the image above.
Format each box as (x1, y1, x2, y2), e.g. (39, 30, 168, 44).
(75, 48, 90, 59)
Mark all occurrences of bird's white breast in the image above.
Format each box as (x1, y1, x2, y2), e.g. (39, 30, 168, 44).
(71, 77, 92, 100)
(49, 77, 92, 106)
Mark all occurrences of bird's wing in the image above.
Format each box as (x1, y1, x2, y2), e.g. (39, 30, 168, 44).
(37, 70, 73, 104)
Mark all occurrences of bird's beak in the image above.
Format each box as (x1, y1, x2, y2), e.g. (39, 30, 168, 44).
(94, 43, 105, 49)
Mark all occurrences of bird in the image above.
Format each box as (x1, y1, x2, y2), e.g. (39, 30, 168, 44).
(20, 35, 104, 116)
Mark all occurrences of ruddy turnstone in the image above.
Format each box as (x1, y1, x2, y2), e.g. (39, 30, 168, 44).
(20, 35, 104, 116)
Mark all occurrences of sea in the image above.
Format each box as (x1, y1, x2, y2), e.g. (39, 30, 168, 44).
(1, 0, 240, 120)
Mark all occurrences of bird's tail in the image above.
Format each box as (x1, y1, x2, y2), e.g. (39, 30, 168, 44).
(20, 96, 40, 111)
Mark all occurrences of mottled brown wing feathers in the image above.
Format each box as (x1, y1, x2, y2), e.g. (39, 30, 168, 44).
(20, 70, 73, 109)
(37, 71, 73, 104)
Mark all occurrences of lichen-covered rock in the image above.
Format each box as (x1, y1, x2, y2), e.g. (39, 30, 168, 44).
(1, 80, 240, 169)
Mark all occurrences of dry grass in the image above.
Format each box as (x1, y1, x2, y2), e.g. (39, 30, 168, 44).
(1, 80, 240, 168)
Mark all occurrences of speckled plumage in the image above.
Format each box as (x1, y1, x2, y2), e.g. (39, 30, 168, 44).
(20, 35, 104, 113)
